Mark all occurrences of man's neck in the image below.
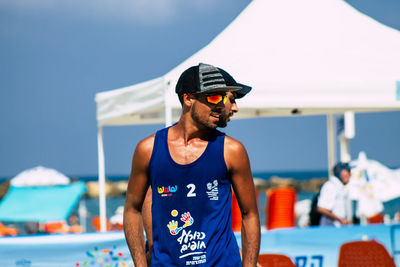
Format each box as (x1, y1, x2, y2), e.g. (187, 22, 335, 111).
(172, 119, 216, 145)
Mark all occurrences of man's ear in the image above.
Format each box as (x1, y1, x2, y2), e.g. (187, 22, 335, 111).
(183, 93, 194, 107)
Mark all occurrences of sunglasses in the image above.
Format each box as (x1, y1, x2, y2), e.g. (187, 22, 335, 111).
(203, 93, 228, 105)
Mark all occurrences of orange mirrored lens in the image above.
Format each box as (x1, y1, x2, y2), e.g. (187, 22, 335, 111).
(207, 95, 222, 104)
(206, 94, 227, 104)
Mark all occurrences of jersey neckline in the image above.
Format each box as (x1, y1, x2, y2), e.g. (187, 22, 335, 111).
(164, 127, 212, 168)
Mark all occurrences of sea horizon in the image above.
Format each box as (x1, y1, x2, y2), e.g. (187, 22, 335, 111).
(0, 169, 330, 183)
(3, 161, 400, 183)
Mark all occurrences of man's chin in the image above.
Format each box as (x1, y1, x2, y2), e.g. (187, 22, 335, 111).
(217, 120, 228, 128)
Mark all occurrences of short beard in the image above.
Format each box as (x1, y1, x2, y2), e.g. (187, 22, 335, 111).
(191, 102, 218, 130)
(217, 113, 229, 128)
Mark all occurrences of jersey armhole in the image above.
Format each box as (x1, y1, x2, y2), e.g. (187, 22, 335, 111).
(148, 130, 161, 175)
(221, 134, 229, 176)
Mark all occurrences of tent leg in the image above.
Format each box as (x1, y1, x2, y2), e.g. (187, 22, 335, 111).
(165, 102, 172, 127)
(165, 79, 173, 127)
(326, 114, 336, 177)
(339, 111, 355, 163)
(97, 126, 107, 232)
(340, 137, 351, 163)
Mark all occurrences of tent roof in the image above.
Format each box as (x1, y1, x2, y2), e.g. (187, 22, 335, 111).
(95, 0, 400, 126)
(0, 182, 86, 223)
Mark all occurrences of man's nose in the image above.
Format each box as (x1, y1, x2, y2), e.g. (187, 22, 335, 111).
(232, 103, 239, 113)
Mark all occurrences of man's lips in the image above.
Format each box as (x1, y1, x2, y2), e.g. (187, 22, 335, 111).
(210, 113, 221, 119)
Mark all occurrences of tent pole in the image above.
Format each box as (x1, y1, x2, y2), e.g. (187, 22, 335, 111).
(326, 114, 336, 177)
(97, 126, 107, 232)
(339, 111, 355, 163)
(165, 103, 172, 127)
(165, 81, 172, 127)
(340, 138, 351, 163)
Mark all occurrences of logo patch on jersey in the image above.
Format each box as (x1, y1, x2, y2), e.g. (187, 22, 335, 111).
(167, 211, 194, 235)
(167, 210, 207, 264)
(206, 180, 219, 200)
(157, 185, 177, 197)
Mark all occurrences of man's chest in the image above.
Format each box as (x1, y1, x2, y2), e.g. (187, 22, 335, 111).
(167, 140, 209, 165)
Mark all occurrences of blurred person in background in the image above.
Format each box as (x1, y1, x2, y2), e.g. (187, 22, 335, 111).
(317, 162, 352, 226)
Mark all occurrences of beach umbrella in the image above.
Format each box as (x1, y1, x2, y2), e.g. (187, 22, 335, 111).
(11, 166, 70, 187)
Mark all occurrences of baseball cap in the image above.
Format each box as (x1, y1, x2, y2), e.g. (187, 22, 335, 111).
(175, 63, 251, 99)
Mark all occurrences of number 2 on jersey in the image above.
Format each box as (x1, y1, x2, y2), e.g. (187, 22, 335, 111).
(187, 184, 196, 197)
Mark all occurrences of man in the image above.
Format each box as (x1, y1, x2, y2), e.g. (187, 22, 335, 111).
(141, 90, 242, 264)
(317, 162, 352, 226)
(124, 63, 260, 266)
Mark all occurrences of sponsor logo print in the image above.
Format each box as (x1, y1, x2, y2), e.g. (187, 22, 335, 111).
(167, 211, 194, 236)
(157, 185, 177, 197)
(206, 180, 219, 200)
(167, 210, 207, 265)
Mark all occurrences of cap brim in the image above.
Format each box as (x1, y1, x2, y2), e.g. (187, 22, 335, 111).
(235, 83, 252, 99)
(203, 86, 243, 93)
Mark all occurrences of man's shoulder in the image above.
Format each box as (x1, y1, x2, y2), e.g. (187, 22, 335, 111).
(321, 177, 341, 192)
(137, 125, 169, 147)
(327, 176, 344, 187)
(224, 135, 245, 150)
(223, 135, 247, 158)
(136, 133, 156, 154)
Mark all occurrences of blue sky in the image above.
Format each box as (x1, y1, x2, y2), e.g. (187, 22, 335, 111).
(1, 0, 399, 178)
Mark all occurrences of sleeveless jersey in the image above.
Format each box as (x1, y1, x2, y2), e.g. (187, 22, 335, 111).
(149, 127, 241, 266)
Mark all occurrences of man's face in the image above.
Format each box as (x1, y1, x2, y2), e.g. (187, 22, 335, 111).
(340, 169, 351, 185)
(217, 92, 238, 128)
(190, 91, 239, 129)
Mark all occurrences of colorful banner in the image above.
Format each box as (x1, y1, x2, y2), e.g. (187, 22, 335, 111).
(0, 232, 132, 267)
(0, 224, 399, 267)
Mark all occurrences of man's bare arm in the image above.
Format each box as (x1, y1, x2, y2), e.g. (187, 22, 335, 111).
(317, 207, 349, 224)
(124, 135, 154, 267)
(142, 187, 153, 265)
(225, 137, 261, 266)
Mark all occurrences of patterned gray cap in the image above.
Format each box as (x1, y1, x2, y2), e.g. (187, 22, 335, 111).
(176, 63, 251, 97)
(197, 63, 242, 93)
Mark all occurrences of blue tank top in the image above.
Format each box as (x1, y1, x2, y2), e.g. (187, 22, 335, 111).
(149, 127, 241, 266)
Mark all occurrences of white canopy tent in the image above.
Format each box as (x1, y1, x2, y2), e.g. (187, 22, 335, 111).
(95, 0, 400, 231)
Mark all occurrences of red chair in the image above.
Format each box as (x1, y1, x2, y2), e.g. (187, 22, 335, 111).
(258, 254, 296, 267)
(367, 213, 384, 224)
(92, 216, 110, 232)
(338, 240, 396, 267)
(44, 221, 69, 234)
(0, 222, 18, 236)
